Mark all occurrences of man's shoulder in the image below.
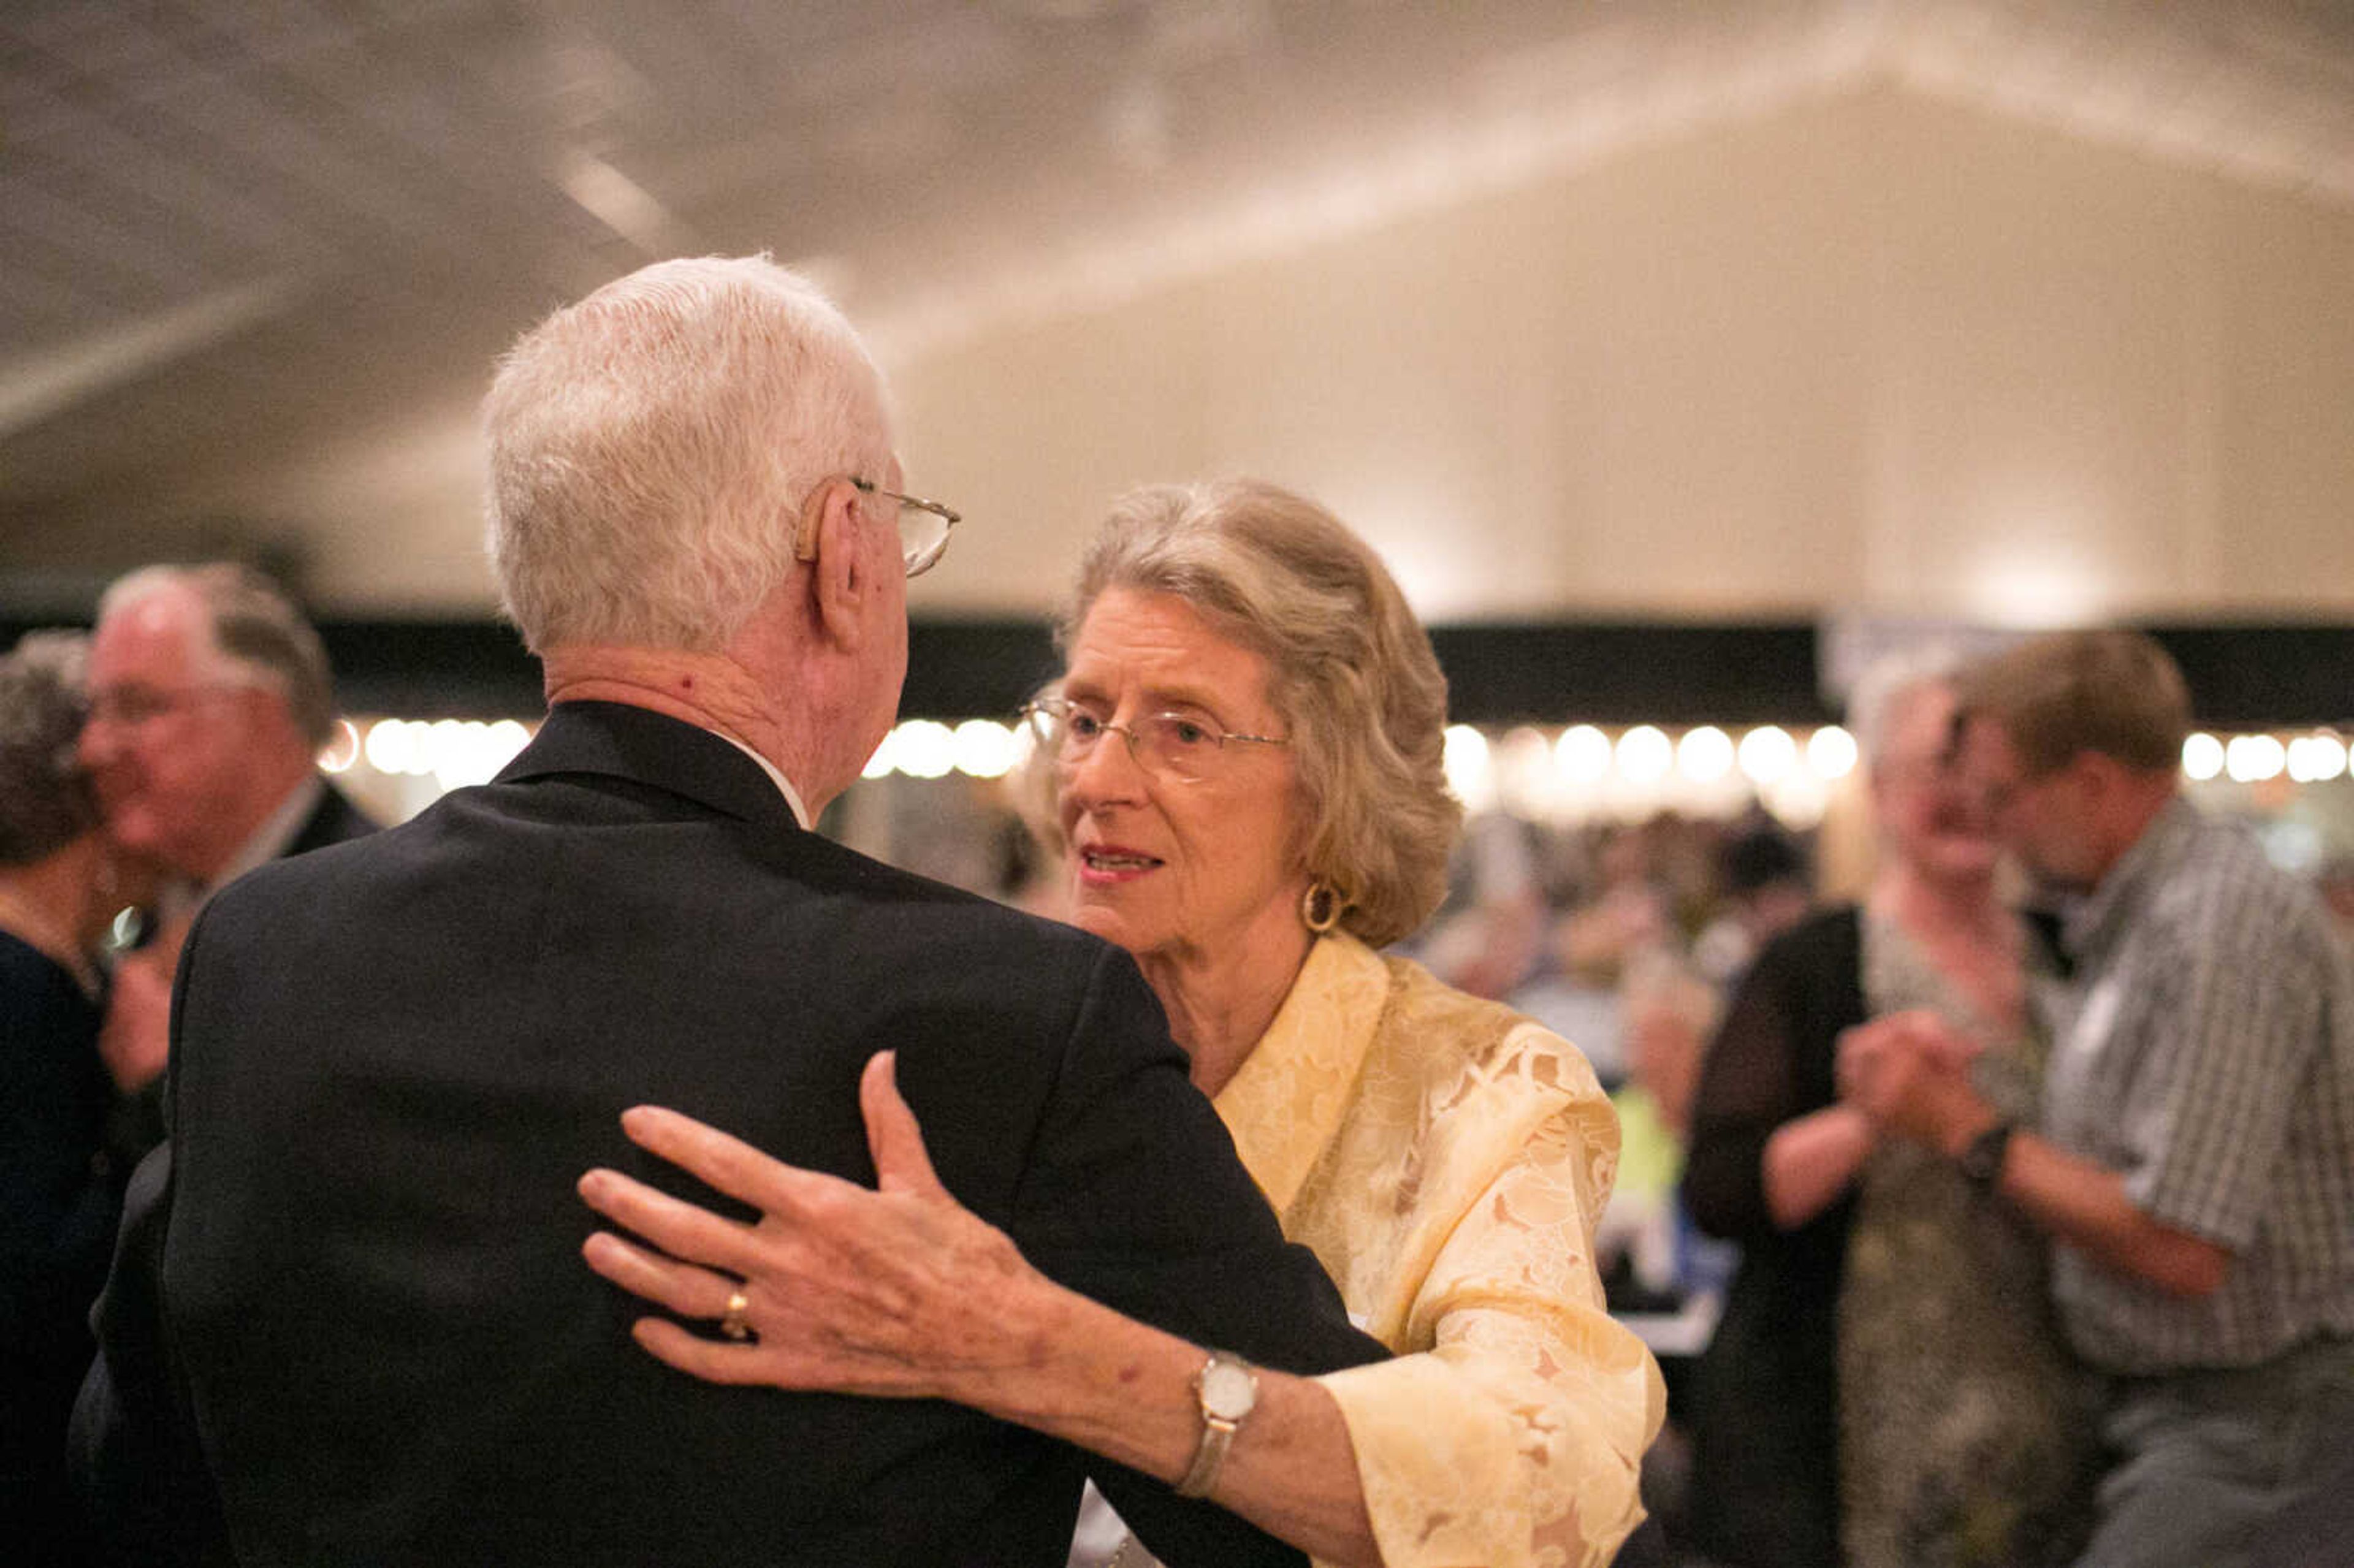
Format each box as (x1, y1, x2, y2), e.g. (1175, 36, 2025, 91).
(2150, 810, 2326, 937)
(778, 829, 1117, 960)
(207, 782, 1120, 980)
(204, 794, 415, 908)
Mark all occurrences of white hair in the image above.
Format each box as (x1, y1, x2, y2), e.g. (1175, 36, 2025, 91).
(484, 255, 893, 653)
(97, 563, 337, 746)
(1846, 645, 1967, 772)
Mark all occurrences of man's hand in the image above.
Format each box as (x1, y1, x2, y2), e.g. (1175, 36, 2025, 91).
(1835, 1010, 1996, 1155)
(96, 913, 190, 1094)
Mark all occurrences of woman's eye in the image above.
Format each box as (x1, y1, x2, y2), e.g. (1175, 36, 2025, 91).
(1067, 712, 1106, 740)
(1164, 718, 1211, 747)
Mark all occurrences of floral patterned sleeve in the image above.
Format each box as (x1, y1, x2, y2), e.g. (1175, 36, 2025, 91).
(1305, 1022, 1667, 1568)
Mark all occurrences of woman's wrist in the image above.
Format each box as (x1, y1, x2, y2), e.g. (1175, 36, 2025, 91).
(1762, 1102, 1876, 1230)
(953, 1279, 1207, 1483)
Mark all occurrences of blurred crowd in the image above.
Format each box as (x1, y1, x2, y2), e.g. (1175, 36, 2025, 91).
(1377, 642, 2354, 1568)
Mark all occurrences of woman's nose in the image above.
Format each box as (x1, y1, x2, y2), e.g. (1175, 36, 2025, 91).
(1061, 729, 1149, 807)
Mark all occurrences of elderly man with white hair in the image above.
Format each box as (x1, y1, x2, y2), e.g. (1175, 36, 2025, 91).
(70, 255, 1380, 1567)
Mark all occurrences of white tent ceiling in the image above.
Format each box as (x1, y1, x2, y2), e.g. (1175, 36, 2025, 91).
(4, 0, 2352, 614)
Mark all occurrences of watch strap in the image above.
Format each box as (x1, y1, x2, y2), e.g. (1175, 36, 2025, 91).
(1175, 1412, 1238, 1499)
(1958, 1119, 2017, 1191)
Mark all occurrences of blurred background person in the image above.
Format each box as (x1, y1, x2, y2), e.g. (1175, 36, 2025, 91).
(582, 479, 1666, 1568)
(1693, 820, 1815, 987)
(1514, 820, 1681, 1089)
(1827, 655, 2097, 1568)
(1417, 812, 1553, 1005)
(1598, 953, 1729, 1556)
(76, 564, 376, 1121)
(0, 632, 137, 1567)
(1600, 952, 1721, 1305)
(1838, 631, 2354, 1568)
(1679, 654, 2091, 1568)
(2318, 853, 2354, 948)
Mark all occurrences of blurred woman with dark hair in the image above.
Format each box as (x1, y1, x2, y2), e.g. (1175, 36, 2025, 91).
(0, 632, 137, 1564)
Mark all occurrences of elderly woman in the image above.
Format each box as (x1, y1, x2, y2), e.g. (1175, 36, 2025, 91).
(0, 632, 132, 1562)
(1680, 658, 2095, 1568)
(579, 480, 1663, 1567)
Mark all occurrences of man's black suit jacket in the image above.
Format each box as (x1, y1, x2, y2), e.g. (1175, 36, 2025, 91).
(74, 702, 1384, 1567)
(105, 779, 382, 1173)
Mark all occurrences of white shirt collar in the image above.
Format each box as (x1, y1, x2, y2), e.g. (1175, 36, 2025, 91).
(217, 774, 326, 891)
(709, 729, 815, 831)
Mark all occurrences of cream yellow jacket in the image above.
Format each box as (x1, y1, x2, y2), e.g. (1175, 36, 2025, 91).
(1213, 933, 1666, 1568)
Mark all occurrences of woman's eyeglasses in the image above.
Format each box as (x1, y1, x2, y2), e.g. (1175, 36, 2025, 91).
(1020, 697, 1288, 784)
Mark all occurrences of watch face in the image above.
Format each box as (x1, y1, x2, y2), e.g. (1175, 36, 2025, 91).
(1200, 1360, 1257, 1421)
(1962, 1122, 2015, 1185)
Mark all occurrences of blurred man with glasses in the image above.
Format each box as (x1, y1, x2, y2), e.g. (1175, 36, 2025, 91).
(74, 255, 1377, 1567)
(80, 565, 373, 898)
(75, 564, 376, 1106)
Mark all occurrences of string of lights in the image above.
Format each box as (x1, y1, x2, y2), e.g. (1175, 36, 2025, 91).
(321, 716, 2350, 832)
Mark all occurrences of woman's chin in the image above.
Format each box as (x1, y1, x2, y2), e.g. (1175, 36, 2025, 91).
(1918, 843, 2000, 883)
(1066, 898, 1155, 957)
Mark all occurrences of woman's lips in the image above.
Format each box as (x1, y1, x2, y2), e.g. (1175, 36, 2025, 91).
(1077, 845, 1163, 883)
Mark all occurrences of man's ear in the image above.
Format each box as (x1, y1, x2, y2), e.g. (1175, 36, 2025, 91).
(801, 479, 871, 652)
(2070, 748, 2123, 806)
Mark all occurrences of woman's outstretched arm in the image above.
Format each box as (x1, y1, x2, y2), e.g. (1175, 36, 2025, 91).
(578, 1051, 1385, 1566)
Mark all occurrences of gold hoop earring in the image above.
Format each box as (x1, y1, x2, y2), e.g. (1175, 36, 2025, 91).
(1301, 882, 1342, 935)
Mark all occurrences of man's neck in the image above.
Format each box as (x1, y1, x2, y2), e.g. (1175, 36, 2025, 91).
(2083, 780, 2182, 894)
(542, 645, 826, 813)
(215, 774, 322, 886)
(178, 748, 320, 889)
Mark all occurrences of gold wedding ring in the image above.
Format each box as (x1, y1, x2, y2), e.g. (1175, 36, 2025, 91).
(720, 1287, 753, 1342)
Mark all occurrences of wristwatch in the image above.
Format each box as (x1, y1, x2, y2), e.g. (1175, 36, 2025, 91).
(1175, 1350, 1259, 1499)
(1957, 1119, 2017, 1192)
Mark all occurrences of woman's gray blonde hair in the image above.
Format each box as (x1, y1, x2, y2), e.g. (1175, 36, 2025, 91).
(1058, 480, 1460, 948)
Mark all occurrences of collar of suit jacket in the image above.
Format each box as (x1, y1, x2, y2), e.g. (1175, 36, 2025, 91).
(497, 701, 809, 835)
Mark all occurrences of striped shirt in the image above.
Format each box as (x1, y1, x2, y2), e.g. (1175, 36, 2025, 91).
(2036, 798, 2354, 1375)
